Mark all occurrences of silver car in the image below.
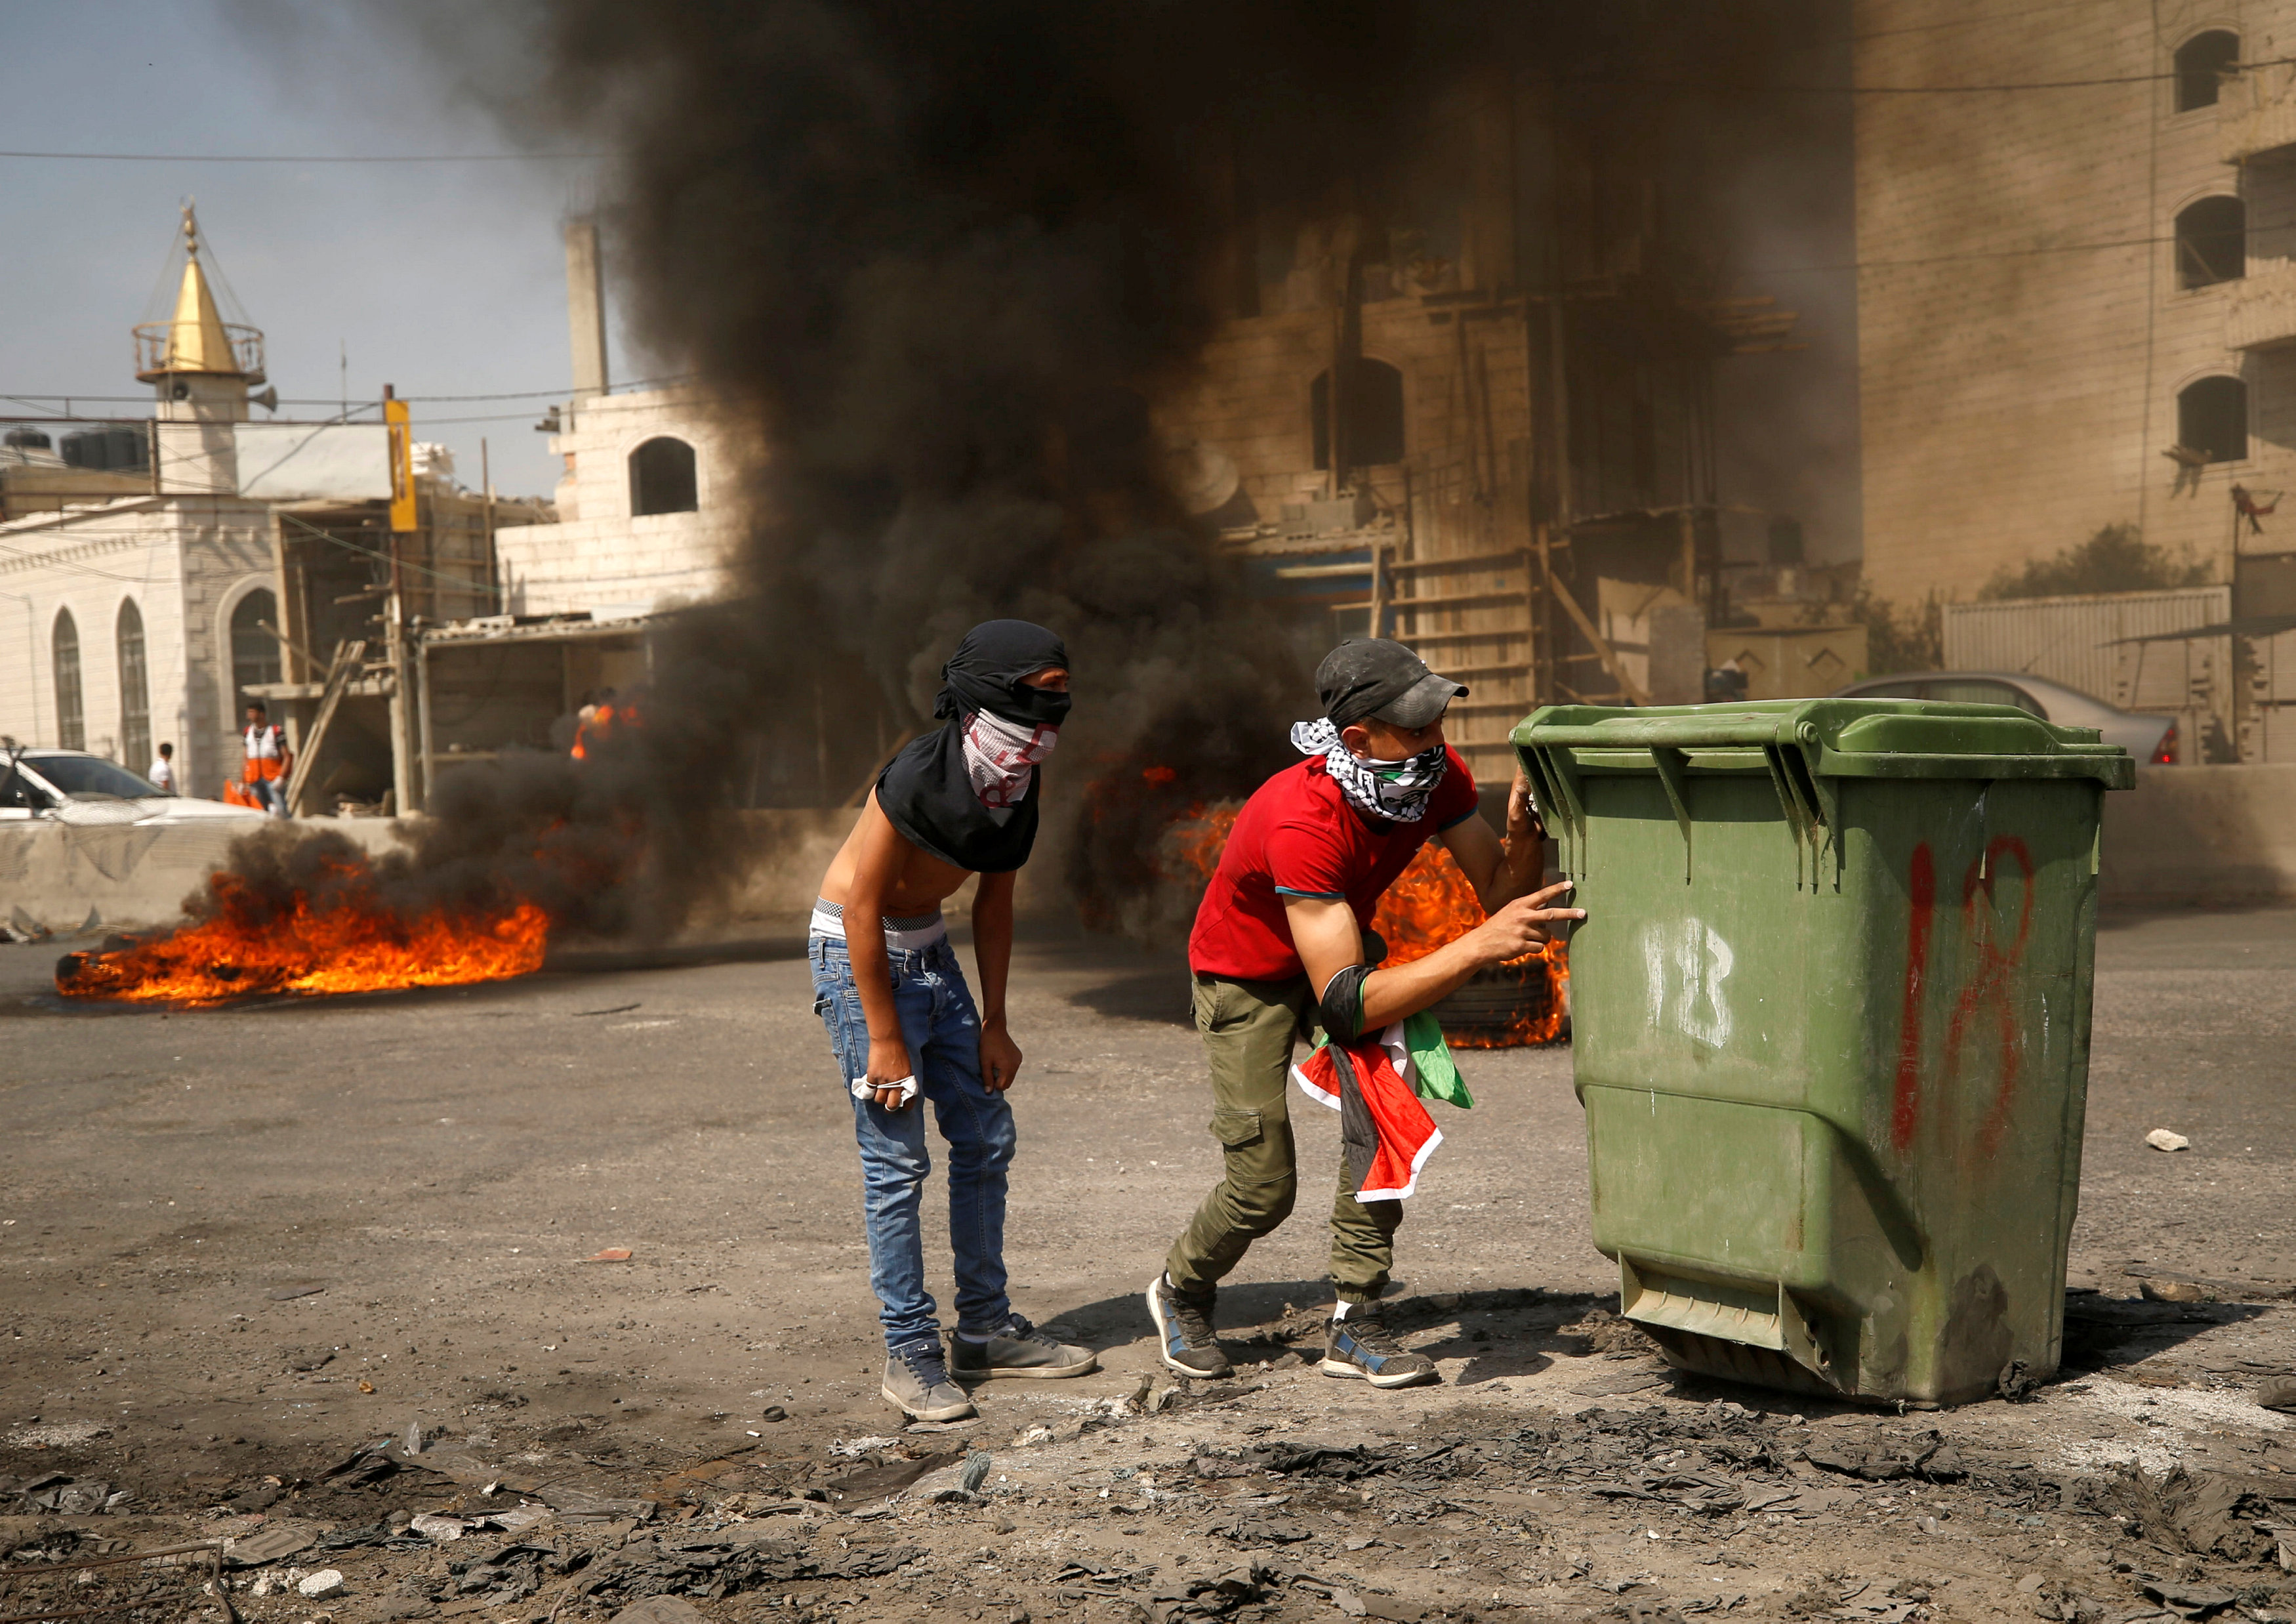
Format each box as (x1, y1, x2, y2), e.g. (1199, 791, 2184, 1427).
(0, 748, 266, 826)
(1830, 671, 2176, 763)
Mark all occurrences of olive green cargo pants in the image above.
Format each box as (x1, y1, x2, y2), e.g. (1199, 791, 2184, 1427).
(1162, 971, 1403, 1305)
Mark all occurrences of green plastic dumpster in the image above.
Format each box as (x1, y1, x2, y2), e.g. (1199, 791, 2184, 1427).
(1513, 699, 2135, 1407)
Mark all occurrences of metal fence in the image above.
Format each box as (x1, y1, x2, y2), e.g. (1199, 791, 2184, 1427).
(1941, 587, 2231, 712)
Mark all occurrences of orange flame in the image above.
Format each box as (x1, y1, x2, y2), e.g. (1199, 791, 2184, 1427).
(1162, 802, 1567, 1047)
(56, 861, 548, 1006)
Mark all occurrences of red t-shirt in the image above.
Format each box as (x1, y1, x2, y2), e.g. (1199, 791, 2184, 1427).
(1188, 747, 1479, 982)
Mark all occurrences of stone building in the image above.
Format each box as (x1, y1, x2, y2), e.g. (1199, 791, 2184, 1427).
(0, 207, 552, 806)
(491, 221, 750, 618)
(0, 209, 280, 799)
(1856, 0, 2296, 610)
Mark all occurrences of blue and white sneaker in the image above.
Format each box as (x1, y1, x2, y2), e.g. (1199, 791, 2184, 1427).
(1321, 1310, 1438, 1388)
(1147, 1274, 1231, 1379)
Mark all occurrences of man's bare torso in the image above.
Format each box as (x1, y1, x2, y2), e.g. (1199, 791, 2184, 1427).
(817, 791, 974, 913)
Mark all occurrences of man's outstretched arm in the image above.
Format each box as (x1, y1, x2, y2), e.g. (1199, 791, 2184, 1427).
(1287, 880, 1582, 1037)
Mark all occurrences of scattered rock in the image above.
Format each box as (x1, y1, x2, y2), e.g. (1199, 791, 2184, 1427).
(2146, 1129, 2191, 1153)
(297, 1569, 346, 1598)
(905, 1449, 991, 1503)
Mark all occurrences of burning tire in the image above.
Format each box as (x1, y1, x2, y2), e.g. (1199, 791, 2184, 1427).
(1434, 953, 1569, 1048)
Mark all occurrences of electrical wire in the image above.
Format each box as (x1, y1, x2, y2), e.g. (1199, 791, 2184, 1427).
(0, 149, 597, 163)
(1, 375, 705, 412)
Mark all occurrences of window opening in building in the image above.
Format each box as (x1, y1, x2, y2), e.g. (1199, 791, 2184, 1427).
(1311, 358, 1406, 470)
(2175, 31, 2240, 112)
(117, 598, 150, 770)
(230, 589, 281, 717)
(2177, 375, 2249, 463)
(2175, 196, 2245, 288)
(628, 436, 699, 516)
(52, 608, 83, 752)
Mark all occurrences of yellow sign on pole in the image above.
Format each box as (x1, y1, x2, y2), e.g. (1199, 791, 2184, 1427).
(384, 398, 417, 533)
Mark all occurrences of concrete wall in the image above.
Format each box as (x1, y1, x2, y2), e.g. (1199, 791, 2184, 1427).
(1855, 0, 2296, 605)
(5, 809, 863, 940)
(0, 815, 408, 934)
(2099, 763, 2296, 902)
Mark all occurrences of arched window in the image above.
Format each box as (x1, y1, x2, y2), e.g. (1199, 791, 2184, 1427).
(52, 608, 83, 751)
(2175, 196, 2245, 288)
(628, 436, 699, 516)
(2178, 375, 2249, 462)
(1311, 358, 1406, 470)
(2176, 31, 2240, 112)
(117, 599, 150, 771)
(230, 589, 280, 718)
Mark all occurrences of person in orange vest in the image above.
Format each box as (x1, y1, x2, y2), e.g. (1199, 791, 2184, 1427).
(241, 701, 293, 818)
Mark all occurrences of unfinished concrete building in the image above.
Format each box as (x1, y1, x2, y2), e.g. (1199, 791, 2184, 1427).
(1151, 73, 1802, 783)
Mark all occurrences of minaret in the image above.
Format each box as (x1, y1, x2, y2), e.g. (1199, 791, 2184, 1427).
(135, 205, 265, 495)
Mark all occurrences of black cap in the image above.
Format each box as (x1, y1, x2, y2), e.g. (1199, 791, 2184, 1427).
(1315, 638, 1468, 730)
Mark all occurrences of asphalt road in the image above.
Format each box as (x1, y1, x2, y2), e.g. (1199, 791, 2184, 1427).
(1, 902, 2289, 1463)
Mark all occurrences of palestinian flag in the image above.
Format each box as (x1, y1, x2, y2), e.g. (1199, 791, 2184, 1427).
(1292, 1012, 1468, 1203)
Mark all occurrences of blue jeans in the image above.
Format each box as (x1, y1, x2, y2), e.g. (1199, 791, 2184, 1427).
(810, 932, 1016, 1350)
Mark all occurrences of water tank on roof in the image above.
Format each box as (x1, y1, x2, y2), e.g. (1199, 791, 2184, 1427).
(4, 428, 54, 450)
(61, 427, 149, 472)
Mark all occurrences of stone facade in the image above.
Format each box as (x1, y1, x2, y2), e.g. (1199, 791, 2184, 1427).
(493, 386, 751, 617)
(0, 493, 277, 799)
(1855, 0, 2296, 605)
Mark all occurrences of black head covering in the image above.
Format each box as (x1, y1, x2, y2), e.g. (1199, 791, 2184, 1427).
(876, 620, 1071, 873)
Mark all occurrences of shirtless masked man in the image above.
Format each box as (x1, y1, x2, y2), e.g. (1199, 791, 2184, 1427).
(811, 619, 1097, 1423)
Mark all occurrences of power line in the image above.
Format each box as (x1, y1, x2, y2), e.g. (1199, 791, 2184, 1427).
(1, 375, 703, 411)
(0, 149, 596, 164)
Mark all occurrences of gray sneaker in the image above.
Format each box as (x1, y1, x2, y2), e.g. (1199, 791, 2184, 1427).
(1147, 1273, 1231, 1379)
(947, 1316, 1098, 1381)
(1321, 1310, 1438, 1388)
(882, 1337, 976, 1422)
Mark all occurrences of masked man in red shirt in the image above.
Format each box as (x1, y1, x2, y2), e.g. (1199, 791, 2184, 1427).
(1149, 639, 1583, 1387)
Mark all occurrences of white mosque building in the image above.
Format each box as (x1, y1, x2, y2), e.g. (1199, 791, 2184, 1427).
(0, 207, 287, 801)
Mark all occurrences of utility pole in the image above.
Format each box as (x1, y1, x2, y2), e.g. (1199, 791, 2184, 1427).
(383, 384, 416, 815)
(480, 436, 499, 615)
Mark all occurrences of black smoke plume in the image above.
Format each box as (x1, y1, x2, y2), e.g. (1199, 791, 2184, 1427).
(180, 0, 1834, 955)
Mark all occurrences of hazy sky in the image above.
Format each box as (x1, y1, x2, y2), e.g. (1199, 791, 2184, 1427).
(0, 0, 620, 499)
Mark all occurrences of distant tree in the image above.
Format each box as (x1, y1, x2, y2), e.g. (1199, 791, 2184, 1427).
(1978, 524, 2212, 600)
(1843, 589, 1943, 674)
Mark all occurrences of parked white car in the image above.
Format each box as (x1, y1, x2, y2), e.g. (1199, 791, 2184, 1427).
(1831, 672, 2177, 763)
(0, 748, 266, 826)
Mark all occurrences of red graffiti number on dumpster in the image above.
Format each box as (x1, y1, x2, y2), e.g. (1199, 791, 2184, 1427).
(1890, 842, 1937, 1152)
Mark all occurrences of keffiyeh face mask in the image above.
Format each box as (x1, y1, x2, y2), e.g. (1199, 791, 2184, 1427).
(962, 709, 1059, 812)
(1290, 717, 1448, 823)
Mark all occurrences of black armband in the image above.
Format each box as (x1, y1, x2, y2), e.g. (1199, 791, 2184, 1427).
(1319, 963, 1376, 1043)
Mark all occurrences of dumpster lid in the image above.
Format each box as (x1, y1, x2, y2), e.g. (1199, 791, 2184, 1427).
(1511, 698, 2136, 789)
